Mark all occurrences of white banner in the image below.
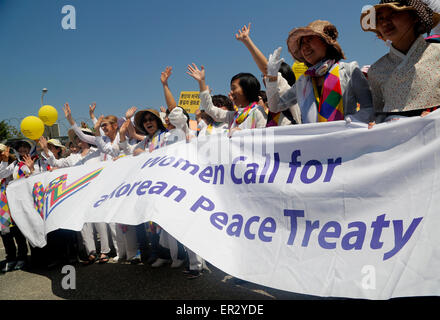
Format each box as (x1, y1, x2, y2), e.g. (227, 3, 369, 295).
(6, 112, 440, 300)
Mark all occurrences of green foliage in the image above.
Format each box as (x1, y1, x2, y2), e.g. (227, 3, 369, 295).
(0, 120, 23, 141)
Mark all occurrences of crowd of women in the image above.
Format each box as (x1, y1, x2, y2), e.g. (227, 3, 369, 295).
(1, 0, 439, 281)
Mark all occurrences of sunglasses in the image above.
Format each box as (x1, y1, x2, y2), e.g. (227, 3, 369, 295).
(143, 116, 157, 123)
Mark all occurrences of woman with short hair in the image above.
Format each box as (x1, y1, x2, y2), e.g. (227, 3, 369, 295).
(187, 64, 268, 135)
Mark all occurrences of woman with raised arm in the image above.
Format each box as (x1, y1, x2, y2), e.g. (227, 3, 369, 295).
(265, 20, 374, 125)
(64, 103, 122, 162)
(64, 102, 128, 263)
(196, 94, 234, 137)
(361, 0, 440, 124)
(186, 64, 267, 135)
(160, 66, 178, 111)
(119, 105, 189, 268)
(118, 107, 168, 156)
(235, 23, 301, 126)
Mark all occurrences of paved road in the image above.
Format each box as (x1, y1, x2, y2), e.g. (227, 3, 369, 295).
(0, 243, 326, 301)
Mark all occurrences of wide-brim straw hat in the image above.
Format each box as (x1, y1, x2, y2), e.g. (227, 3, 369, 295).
(13, 139, 35, 151)
(47, 138, 65, 149)
(286, 20, 346, 65)
(134, 109, 166, 135)
(68, 127, 94, 145)
(360, 0, 440, 34)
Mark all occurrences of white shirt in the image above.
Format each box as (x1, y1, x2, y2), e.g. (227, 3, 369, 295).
(71, 122, 124, 161)
(199, 90, 268, 130)
(41, 147, 101, 168)
(266, 61, 374, 123)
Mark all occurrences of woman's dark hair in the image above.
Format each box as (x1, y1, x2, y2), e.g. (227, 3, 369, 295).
(14, 141, 32, 151)
(325, 43, 345, 62)
(230, 73, 261, 104)
(259, 90, 267, 103)
(279, 62, 296, 86)
(200, 110, 215, 126)
(212, 94, 234, 111)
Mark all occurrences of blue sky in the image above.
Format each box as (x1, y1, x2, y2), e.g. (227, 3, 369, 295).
(0, 0, 387, 136)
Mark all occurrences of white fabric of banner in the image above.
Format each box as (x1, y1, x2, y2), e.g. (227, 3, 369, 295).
(6, 111, 440, 300)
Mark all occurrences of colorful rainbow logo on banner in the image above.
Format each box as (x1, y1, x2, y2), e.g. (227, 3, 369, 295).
(32, 167, 103, 220)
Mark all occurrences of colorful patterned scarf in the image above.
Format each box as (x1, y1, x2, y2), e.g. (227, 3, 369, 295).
(147, 130, 167, 153)
(266, 111, 282, 127)
(303, 60, 344, 122)
(0, 178, 12, 233)
(14, 161, 29, 180)
(425, 34, 440, 43)
(233, 102, 258, 126)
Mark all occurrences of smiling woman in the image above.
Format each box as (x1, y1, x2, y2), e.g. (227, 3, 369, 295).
(186, 64, 268, 135)
(362, 0, 440, 124)
(265, 20, 374, 125)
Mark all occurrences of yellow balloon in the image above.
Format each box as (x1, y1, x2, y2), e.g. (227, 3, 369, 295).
(20, 116, 45, 140)
(38, 105, 58, 126)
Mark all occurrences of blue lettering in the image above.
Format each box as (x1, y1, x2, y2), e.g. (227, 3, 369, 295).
(136, 180, 152, 195)
(287, 150, 301, 183)
(226, 214, 243, 237)
(258, 217, 276, 242)
(116, 184, 131, 197)
(190, 195, 215, 213)
(383, 217, 423, 261)
(159, 156, 175, 167)
(370, 214, 390, 250)
(163, 186, 186, 202)
(93, 195, 108, 208)
(341, 221, 367, 250)
(324, 157, 342, 182)
(302, 220, 320, 247)
(284, 209, 305, 245)
(230, 156, 246, 184)
(244, 216, 260, 240)
(199, 166, 213, 184)
(210, 212, 228, 230)
(318, 221, 341, 249)
(300, 160, 323, 184)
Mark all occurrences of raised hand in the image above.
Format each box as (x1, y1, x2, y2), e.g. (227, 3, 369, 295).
(89, 102, 97, 119)
(160, 66, 173, 85)
(94, 115, 104, 136)
(119, 119, 131, 141)
(235, 23, 251, 43)
(125, 106, 137, 119)
(22, 154, 35, 173)
(63, 103, 75, 126)
(38, 136, 49, 152)
(186, 63, 205, 83)
(267, 47, 284, 77)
